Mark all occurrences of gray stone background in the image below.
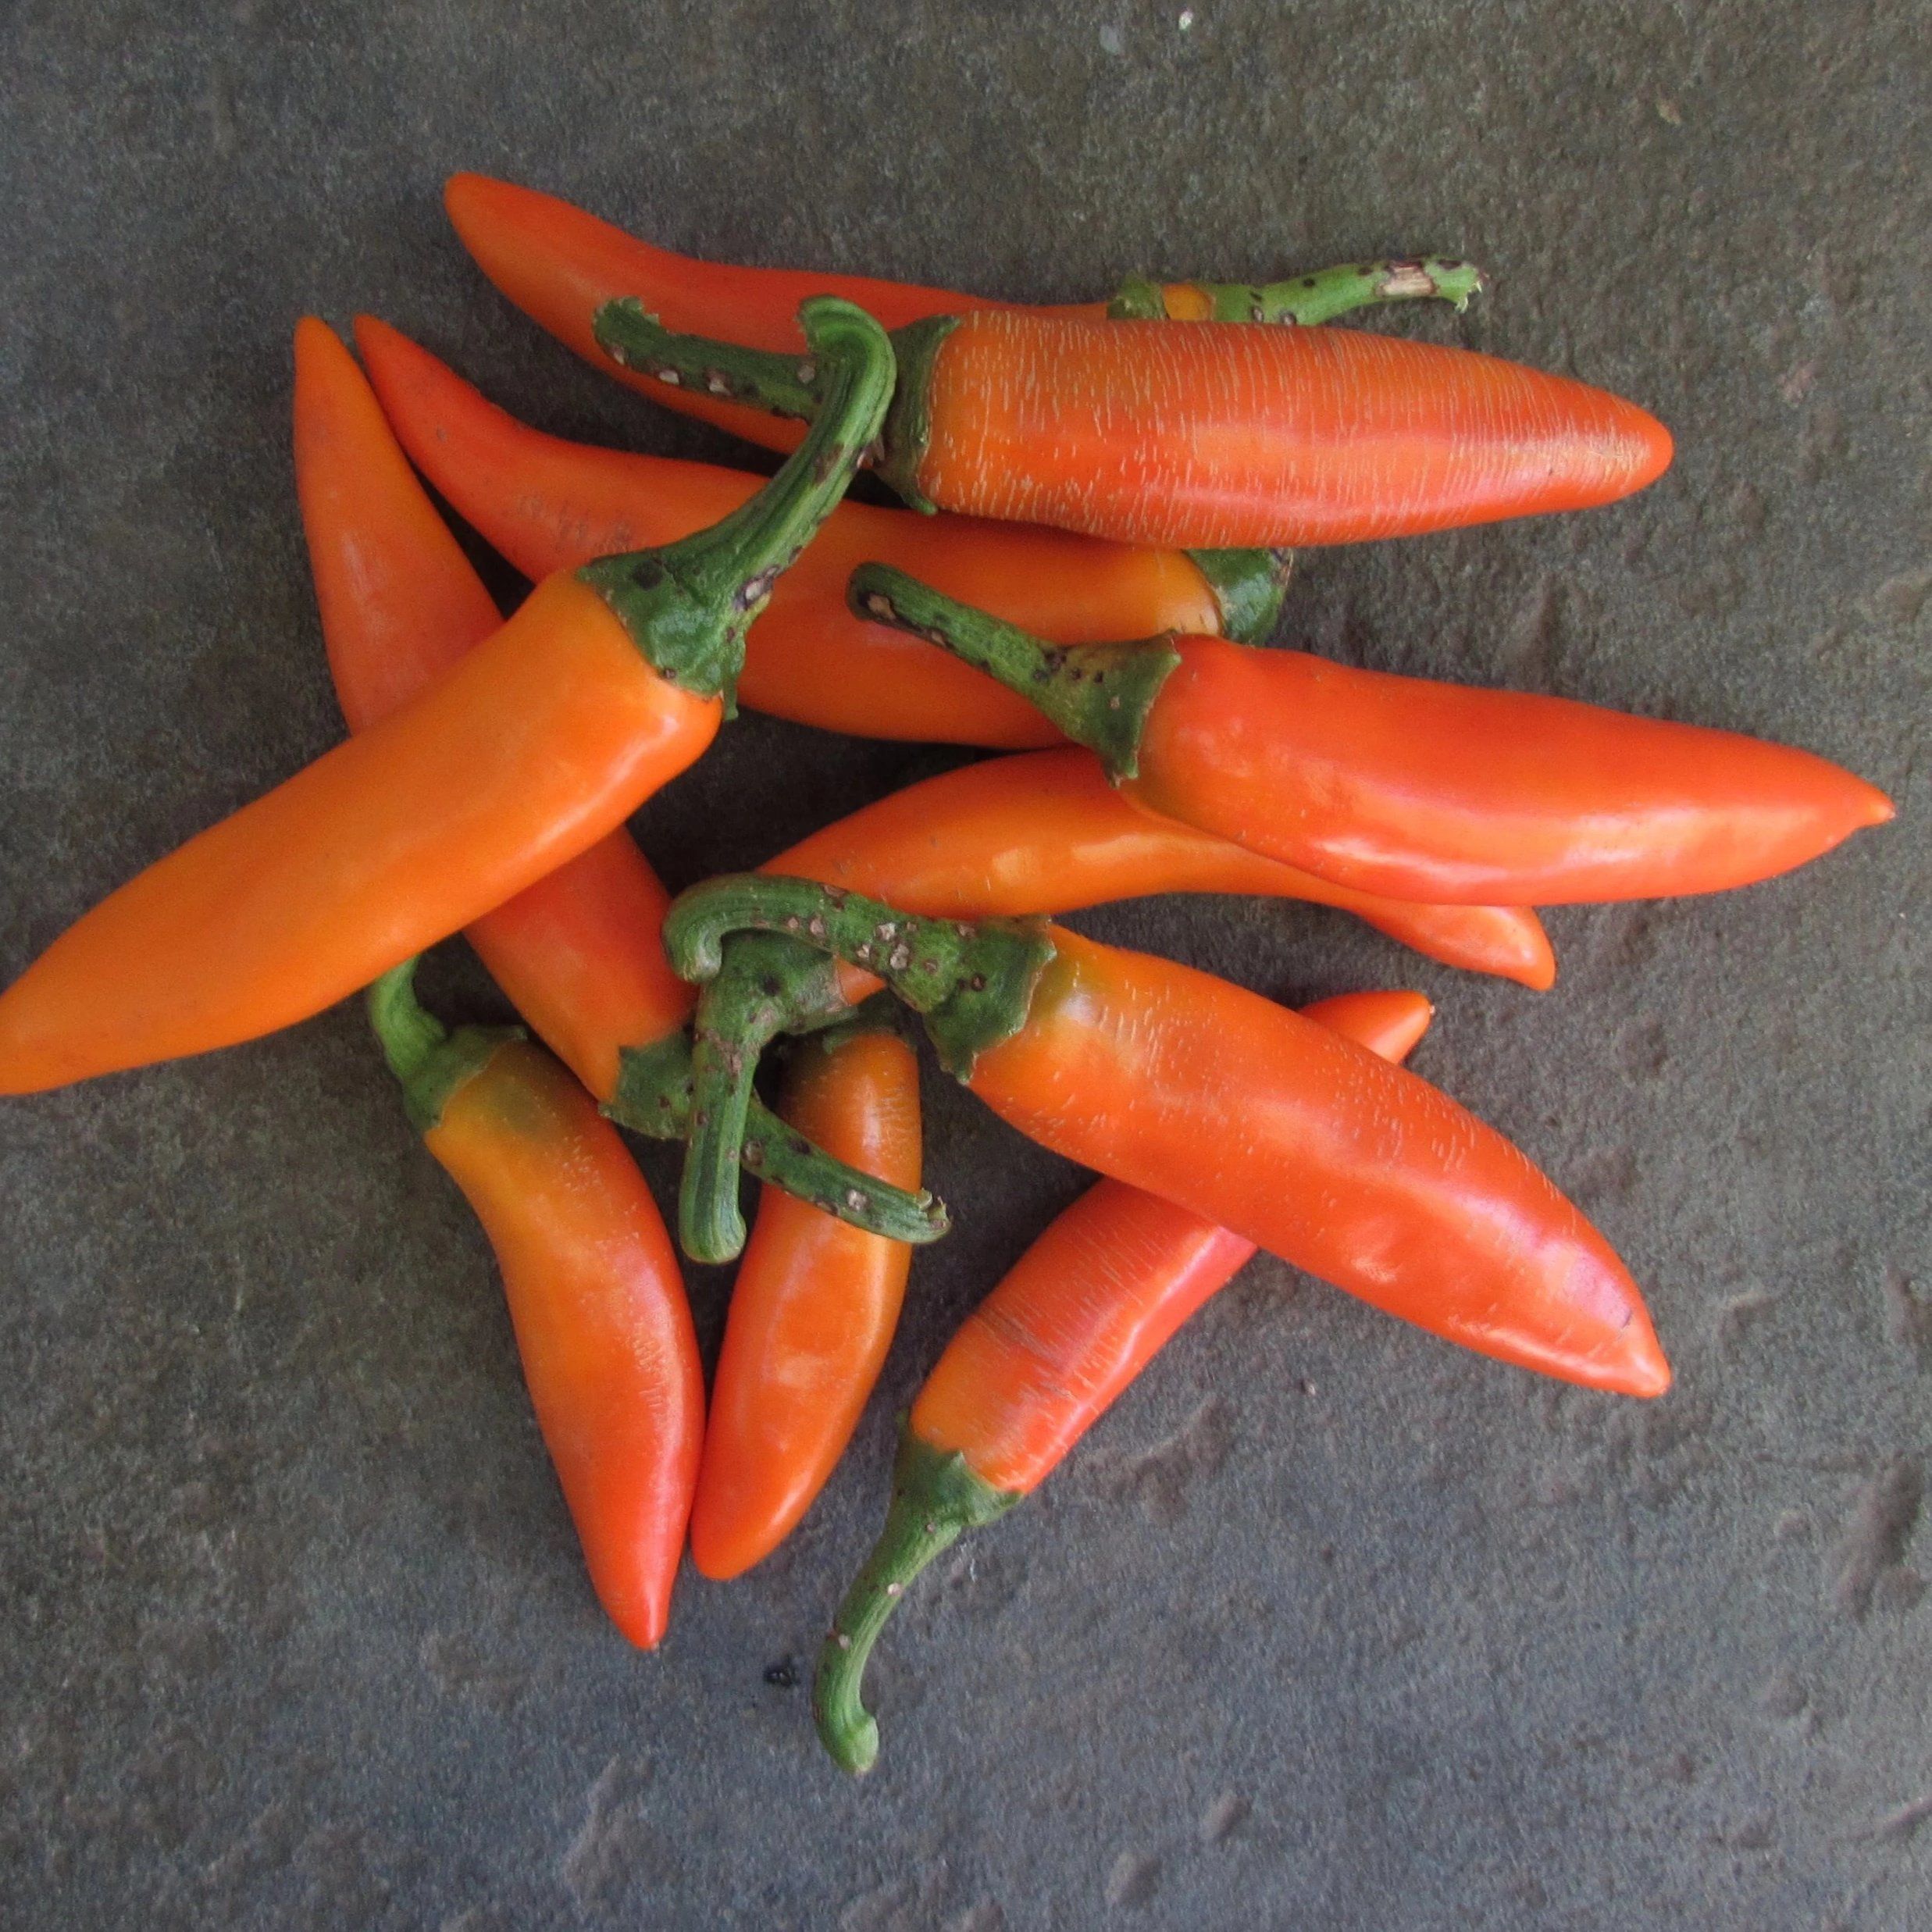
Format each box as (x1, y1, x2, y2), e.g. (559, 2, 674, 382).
(2, 2, 1926, 1926)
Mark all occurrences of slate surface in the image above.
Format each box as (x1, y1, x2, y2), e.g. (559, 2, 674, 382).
(1, 3, 1925, 1926)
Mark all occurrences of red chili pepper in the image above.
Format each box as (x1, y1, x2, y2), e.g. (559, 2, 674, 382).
(366, 960, 701, 1648)
(444, 171, 1485, 458)
(812, 989, 1431, 1770)
(690, 1015, 923, 1581)
(293, 318, 941, 1242)
(666, 877, 1668, 1400)
(763, 747, 1556, 989)
(850, 569, 1895, 904)
(0, 298, 890, 1100)
(593, 298, 1671, 551)
(354, 315, 1291, 743)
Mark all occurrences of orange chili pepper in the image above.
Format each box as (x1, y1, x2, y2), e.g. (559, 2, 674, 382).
(444, 171, 1484, 458)
(0, 297, 891, 1100)
(851, 568, 1895, 904)
(293, 319, 943, 1242)
(667, 876, 1667, 1399)
(690, 1016, 923, 1581)
(814, 989, 1431, 1770)
(367, 960, 702, 1649)
(353, 315, 1289, 744)
(594, 301, 1671, 551)
(763, 747, 1556, 989)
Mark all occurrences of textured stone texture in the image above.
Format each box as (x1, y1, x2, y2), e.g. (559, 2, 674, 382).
(1, 3, 1925, 1926)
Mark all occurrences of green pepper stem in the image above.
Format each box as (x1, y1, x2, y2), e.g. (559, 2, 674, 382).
(365, 957, 517, 1134)
(847, 564, 1178, 782)
(1185, 547, 1293, 646)
(813, 1431, 1020, 1776)
(1107, 255, 1486, 324)
(662, 876, 1054, 1080)
(579, 296, 896, 704)
(608, 1027, 947, 1247)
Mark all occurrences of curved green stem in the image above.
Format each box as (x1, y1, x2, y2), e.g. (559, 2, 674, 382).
(663, 877, 1053, 1079)
(1186, 547, 1292, 646)
(847, 564, 1176, 782)
(813, 1431, 1020, 1776)
(366, 958, 518, 1133)
(579, 296, 896, 704)
(608, 1027, 947, 1246)
(1107, 255, 1485, 324)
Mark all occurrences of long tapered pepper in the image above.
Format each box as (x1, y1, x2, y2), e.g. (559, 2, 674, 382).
(594, 301, 1672, 550)
(665, 877, 1669, 1399)
(352, 316, 1285, 746)
(853, 569, 1895, 905)
(367, 960, 703, 1649)
(292, 317, 940, 1241)
(815, 989, 1431, 1772)
(690, 1014, 924, 1581)
(0, 296, 891, 1100)
(444, 171, 1484, 458)
(762, 748, 1556, 989)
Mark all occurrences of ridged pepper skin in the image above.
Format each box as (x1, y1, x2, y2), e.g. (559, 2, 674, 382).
(964, 926, 1666, 1395)
(690, 1024, 923, 1580)
(912, 992, 1437, 1496)
(354, 316, 1232, 747)
(911, 310, 1674, 548)
(763, 747, 1556, 989)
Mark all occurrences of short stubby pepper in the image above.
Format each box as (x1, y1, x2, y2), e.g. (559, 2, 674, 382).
(662, 875, 1670, 1399)
(848, 568, 1895, 906)
(367, 959, 703, 1649)
(813, 989, 1435, 1773)
(0, 298, 889, 1099)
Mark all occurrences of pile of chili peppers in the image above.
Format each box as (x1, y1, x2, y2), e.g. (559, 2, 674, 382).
(2, 174, 1892, 1777)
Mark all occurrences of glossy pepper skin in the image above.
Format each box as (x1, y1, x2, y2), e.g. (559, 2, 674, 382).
(293, 318, 942, 1242)
(666, 878, 1668, 1397)
(815, 989, 1431, 1772)
(853, 569, 1897, 906)
(444, 170, 1484, 458)
(368, 961, 701, 1649)
(595, 301, 1674, 551)
(690, 1018, 923, 1581)
(0, 297, 893, 1098)
(296, 317, 693, 1097)
(764, 747, 1556, 989)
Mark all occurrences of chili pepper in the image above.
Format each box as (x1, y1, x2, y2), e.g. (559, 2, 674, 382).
(444, 170, 1485, 458)
(850, 568, 1895, 905)
(762, 747, 1556, 989)
(664, 876, 1669, 1406)
(690, 1011, 923, 1581)
(593, 301, 1672, 551)
(352, 315, 1289, 746)
(367, 958, 703, 1649)
(292, 317, 940, 1244)
(0, 296, 890, 1100)
(814, 988, 1431, 1772)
